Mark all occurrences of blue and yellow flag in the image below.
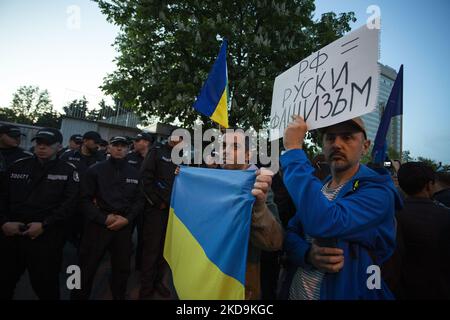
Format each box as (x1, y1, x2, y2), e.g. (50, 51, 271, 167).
(193, 40, 229, 128)
(164, 166, 256, 299)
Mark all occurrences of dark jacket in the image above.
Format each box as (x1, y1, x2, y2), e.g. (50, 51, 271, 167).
(0, 156, 79, 228)
(0, 147, 33, 173)
(396, 197, 450, 299)
(433, 188, 450, 208)
(125, 151, 145, 170)
(60, 149, 105, 178)
(80, 157, 145, 226)
(140, 143, 177, 208)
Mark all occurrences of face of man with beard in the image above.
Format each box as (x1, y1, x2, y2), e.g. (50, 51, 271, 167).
(322, 122, 371, 174)
(83, 139, 99, 154)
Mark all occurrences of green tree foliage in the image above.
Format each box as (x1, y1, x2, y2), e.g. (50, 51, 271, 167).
(63, 96, 128, 120)
(417, 156, 440, 172)
(0, 85, 61, 128)
(95, 0, 355, 130)
(401, 150, 413, 163)
(89, 99, 117, 121)
(34, 112, 62, 128)
(0, 107, 22, 123)
(63, 96, 89, 119)
(10, 85, 54, 123)
(400, 151, 449, 172)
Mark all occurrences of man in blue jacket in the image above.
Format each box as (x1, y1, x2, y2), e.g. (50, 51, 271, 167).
(281, 115, 402, 300)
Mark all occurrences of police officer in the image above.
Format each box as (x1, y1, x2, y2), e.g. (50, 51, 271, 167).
(0, 128, 79, 300)
(126, 132, 154, 271)
(97, 139, 109, 159)
(60, 131, 106, 174)
(0, 124, 32, 173)
(71, 136, 144, 300)
(126, 132, 154, 170)
(60, 131, 105, 247)
(139, 129, 181, 299)
(57, 134, 83, 158)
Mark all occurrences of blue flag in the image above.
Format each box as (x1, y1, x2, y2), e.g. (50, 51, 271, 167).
(372, 65, 404, 163)
(164, 166, 256, 299)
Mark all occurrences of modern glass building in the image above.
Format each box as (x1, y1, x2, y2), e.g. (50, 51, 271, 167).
(361, 63, 402, 158)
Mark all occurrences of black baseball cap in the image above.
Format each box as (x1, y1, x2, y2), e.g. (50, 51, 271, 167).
(70, 134, 83, 144)
(31, 128, 63, 144)
(83, 131, 102, 143)
(0, 124, 24, 138)
(134, 132, 154, 143)
(109, 136, 130, 145)
(99, 139, 109, 147)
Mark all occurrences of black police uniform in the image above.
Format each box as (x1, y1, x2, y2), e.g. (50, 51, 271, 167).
(139, 143, 177, 299)
(0, 147, 33, 173)
(60, 149, 106, 175)
(125, 150, 145, 170)
(60, 149, 106, 246)
(71, 157, 145, 300)
(0, 156, 80, 300)
(124, 150, 147, 271)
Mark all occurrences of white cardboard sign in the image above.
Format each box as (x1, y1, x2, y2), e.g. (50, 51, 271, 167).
(269, 25, 380, 140)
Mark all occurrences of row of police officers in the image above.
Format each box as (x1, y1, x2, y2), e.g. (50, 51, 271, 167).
(0, 124, 177, 299)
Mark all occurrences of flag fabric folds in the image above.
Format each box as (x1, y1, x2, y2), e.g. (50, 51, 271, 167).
(372, 64, 404, 163)
(193, 40, 229, 128)
(164, 166, 256, 299)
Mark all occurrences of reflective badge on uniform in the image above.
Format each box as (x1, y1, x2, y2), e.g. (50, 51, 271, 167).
(126, 178, 138, 184)
(73, 171, 80, 182)
(10, 173, 29, 180)
(47, 174, 68, 181)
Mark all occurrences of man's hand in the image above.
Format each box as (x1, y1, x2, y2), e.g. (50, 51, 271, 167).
(1, 222, 26, 237)
(307, 241, 344, 273)
(105, 214, 118, 226)
(174, 166, 180, 175)
(251, 169, 273, 210)
(107, 215, 129, 231)
(23, 222, 44, 240)
(283, 115, 308, 151)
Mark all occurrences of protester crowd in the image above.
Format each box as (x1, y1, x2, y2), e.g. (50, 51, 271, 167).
(0, 118, 449, 300)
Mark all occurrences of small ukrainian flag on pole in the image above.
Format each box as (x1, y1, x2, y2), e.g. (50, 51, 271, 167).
(193, 39, 229, 128)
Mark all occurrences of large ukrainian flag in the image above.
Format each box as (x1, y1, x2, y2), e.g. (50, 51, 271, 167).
(164, 166, 256, 299)
(193, 40, 229, 128)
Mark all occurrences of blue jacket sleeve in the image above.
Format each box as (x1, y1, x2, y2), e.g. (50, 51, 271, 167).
(281, 149, 394, 240)
(284, 213, 312, 268)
